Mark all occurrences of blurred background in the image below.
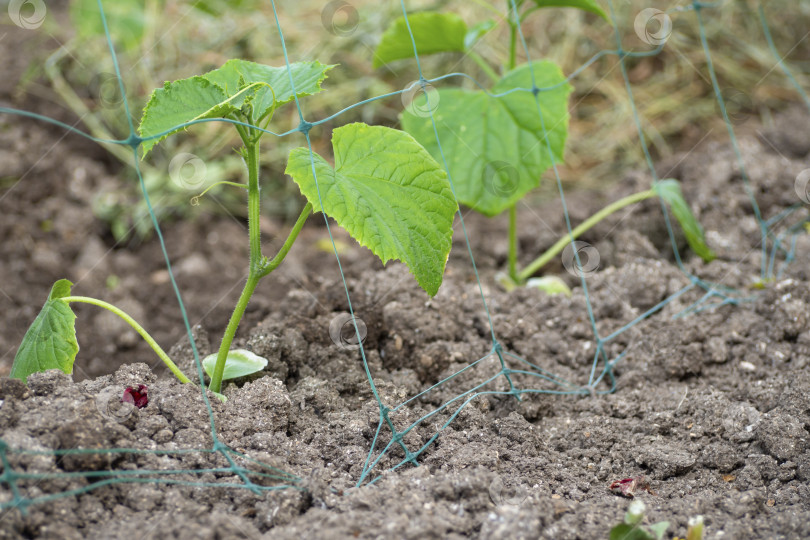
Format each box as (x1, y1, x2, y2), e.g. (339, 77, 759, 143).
(11, 0, 810, 241)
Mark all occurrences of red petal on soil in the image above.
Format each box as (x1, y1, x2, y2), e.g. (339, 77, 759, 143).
(121, 385, 148, 408)
(608, 475, 656, 498)
(609, 477, 639, 497)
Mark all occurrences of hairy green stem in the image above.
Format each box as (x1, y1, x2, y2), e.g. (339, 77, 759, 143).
(62, 296, 191, 384)
(208, 135, 311, 393)
(508, 205, 518, 281)
(209, 138, 262, 394)
(517, 189, 657, 282)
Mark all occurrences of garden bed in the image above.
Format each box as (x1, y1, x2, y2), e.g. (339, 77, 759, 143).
(2, 75, 810, 537)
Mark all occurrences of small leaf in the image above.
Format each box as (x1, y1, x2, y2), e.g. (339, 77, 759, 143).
(464, 20, 495, 51)
(526, 276, 572, 296)
(138, 60, 333, 156)
(686, 516, 705, 540)
(202, 59, 334, 123)
(609, 524, 655, 540)
(648, 521, 670, 540)
(530, 0, 609, 21)
(374, 12, 467, 68)
(202, 349, 268, 381)
(10, 280, 79, 383)
(285, 123, 458, 296)
(402, 61, 572, 216)
(495, 271, 519, 292)
(654, 179, 716, 262)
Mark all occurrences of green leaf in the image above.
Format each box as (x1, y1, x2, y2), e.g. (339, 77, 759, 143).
(10, 280, 79, 383)
(401, 61, 572, 216)
(654, 179, 716, 262)
(202, 349, 268, 381)
(138, 60, 333, 156)
(138, 77, 236, 157)
(649, 521, 671, 540)
(530, 0, 609, 20)
(464, 20, 495, 50)
(686, 516, 705, 540)
(202, 59, 334, 123)
(285, 123, 457, 296)
(70, 0, 146, 52)
(609, 524, 654, 540)
(526, 276, 572, 296)
(373, 12, 467, 68)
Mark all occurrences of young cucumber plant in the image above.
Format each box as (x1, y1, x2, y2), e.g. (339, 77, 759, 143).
(376, 1, 714, 291)
(12, 59, 458, 396)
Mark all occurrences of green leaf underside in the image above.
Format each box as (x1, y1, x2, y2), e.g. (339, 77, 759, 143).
(202, 349, 268, 381)
(526, 276, 572, 296)
(10, 280, 79, 383)
(609, 524, 655, 540)
(401, 61, 572, 217)
(138, 60, 333, 156)
(373, 12, 467, 68)
(464, 20, 496, 51)
(531, 0, 609, 20)
(654, 179, 716, 262)
(285, 123, 457, 296)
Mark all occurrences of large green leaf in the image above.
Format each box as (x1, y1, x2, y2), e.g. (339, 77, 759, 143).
(138, 60, 333, 156)
(654, 179, 715, 262)
(373, 12, 467, 68)
(528, 0, 608, 20)
(202, 349, 267, 381)
(70, 0, 147, 52)
(10, 280, 79, 383)
(401, 61, 572, 216)
(285, 123, 458, 296)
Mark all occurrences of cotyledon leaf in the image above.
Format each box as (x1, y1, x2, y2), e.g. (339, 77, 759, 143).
(10, 279, 79, 383)
(285, 123, 458, 296)
(202, 349, 268, 381)
(401, 60, 572, 217)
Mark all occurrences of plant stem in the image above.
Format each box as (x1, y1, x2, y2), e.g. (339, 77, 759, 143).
(209, 272, 261, 394)
(62, 296, 191, 384)
(507, 17, 517, 71)
(209, 138, 263, 394)
(508, 204, 518, 281)
(208, 135, 311, 393)
(517, 189, 657, 282)
(467, 50, 499, 84)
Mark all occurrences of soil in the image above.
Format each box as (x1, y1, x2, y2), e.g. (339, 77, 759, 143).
(3, 16, 810, 540)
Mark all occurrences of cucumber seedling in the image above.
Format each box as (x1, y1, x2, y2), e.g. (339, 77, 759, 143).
(12, 59, 458, 397)
(375, 0, 714, 290)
